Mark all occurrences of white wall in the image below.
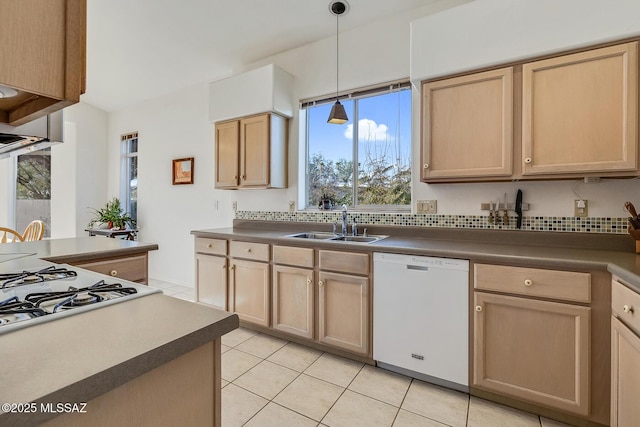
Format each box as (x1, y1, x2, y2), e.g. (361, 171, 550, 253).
(51, 102, 109, 238)
(107, 82, 233, 287)
(103, 0, 640, 287)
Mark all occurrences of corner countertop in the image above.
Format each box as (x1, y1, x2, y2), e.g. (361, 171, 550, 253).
(0, 237, 239, 426)
(191, 221, 640, 292)
(0, 236, 159, 264)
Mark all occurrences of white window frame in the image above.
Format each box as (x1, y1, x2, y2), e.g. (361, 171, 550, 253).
(120, 132, 138, 222)
(300, 80, 412, 212)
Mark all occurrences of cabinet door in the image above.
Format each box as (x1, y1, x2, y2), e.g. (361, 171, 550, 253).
(522, 42, 638, 175)
(318, 271, 369, 355)
(229, 259, 270, 327)
(240, 114, 270, 187)
(214, 120, 239, 188)
(195, 253, 227, 310)
(474, 292, 590, 415)
(421, 67, 513, 180)
(611, 316, 640, 427)
(272, 265, 314, 339)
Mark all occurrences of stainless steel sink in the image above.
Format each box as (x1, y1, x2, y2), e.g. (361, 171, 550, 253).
(285, 232, 337, 240)
(284, 232, 388, 244)
(331, 235, 382, 243)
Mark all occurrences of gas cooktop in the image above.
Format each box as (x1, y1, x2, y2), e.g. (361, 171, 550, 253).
(0, 264, 161, 335)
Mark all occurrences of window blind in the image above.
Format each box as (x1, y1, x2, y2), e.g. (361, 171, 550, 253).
(300, 79, 411, 109)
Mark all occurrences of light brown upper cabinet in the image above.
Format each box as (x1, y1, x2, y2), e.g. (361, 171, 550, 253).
(0, 0, 86, 125)
(214, 112, 287, 189)
(421, 67, 514, 181)
(522, 42, 638, 175)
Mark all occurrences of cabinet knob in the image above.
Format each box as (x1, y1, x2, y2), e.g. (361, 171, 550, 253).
(245, 248, 251, 253)
(319, 280, 324, 287)
(229, 265, 235, 271)
(241, 175, 246, 180)
(234, 175, 238, 180)
(110, 270, 118, 277)
(475, 305, 483, 312)
(524, 157, 532, 164)
(623, 304, 634, 314)
(423, 163, 429, 169)
(524, 279, 533, 287)
(207, 244, 212, 248)
(307, 277, 312, 285)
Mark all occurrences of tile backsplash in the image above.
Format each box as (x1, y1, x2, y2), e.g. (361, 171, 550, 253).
(235, 211, 629, 234)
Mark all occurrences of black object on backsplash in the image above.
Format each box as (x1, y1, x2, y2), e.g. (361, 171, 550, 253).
(515, 189, 523, 229)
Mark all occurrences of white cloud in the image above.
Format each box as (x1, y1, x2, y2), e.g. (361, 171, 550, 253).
(344, 119, 392, 142)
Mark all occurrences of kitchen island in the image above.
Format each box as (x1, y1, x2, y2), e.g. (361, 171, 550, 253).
(0, 238, 239, 427)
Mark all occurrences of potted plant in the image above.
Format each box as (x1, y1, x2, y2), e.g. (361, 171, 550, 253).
(88, 198, 136, 230)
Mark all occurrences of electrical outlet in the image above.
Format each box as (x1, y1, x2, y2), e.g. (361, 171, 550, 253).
(288, 201, 295, 213)
(232, 201, 237, 212)
(574, 199, 588, 217)
(417, 200, 437, 214)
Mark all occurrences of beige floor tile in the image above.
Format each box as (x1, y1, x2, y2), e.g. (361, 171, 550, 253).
(267, 342, 323, 372)
(222, 327, 258, 347)
(401, 380, 469, 427)
(244, 402, 318, 427)
(467, 397, 539, 427)
(221, 384, 268, 427)
(236, 333, 288, 359)
(348, 365, 411, 407)
(393, 409, 448, 426)
(221, 344, 231, 354)
(540, 416, 573, 427)
(222, 379, 229, 388)
(304, 352, 364, 387)
(221, 348, 262, 381)
(273, 374, 344, 421)
(234, 360, 299, 400)
(322, 390, 398, 427)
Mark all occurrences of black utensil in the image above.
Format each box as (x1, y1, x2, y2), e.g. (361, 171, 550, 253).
(515, 189, 523, 229)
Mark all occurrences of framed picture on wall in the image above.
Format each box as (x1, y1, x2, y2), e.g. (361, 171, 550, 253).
(172, 157, 194, 185)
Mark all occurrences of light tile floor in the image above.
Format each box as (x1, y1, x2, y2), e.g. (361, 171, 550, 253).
(149, 280, 574, 427)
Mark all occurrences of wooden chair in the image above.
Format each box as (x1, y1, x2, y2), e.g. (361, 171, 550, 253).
(22, 220, 45, 241)
(0, 227, 24, 243)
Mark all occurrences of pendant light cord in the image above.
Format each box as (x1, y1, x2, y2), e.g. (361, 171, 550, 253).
(336, 12, 339, 101)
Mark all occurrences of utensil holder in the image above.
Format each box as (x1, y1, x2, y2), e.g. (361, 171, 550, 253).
(629, 227, 640, 253)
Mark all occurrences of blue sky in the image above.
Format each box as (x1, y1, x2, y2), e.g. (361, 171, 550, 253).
(307, 89, 412, 165)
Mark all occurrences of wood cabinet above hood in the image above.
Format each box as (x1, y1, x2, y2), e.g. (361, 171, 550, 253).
(0, 0, 86, 126)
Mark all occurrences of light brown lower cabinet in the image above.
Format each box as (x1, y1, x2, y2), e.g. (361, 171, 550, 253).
(229, 258, 270, 327)
(195, 253, 227, 311)
(272, 264, 314, 339)
(611, 316, 640, 427)
(318, 271, 369, 355)
(473, 292, 591, 416)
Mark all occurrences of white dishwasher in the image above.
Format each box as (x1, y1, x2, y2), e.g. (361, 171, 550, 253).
(373, 252, 469, 391)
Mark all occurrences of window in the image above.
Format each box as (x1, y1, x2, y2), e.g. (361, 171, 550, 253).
(304, 82, 411, 210)
(15, 149, 51, 237)
(120, 132, 138, 224)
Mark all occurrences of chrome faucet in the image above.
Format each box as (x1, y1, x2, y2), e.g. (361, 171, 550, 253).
(341, 204, 348, 235)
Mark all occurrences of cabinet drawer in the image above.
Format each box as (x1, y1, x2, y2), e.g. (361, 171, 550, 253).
(230, 241, 269, 262)
(273, 245, 314, 268)
(319, 250, 369, 276)
(474, 264, 590, 303)
(73, 255, 147, 283)
(612, 278, 640, 336)
(195, 238, 227, 256)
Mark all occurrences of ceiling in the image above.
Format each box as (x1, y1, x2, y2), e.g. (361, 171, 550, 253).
(83, 0, 437, 112)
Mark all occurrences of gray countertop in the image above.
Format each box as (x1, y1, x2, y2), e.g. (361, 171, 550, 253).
(0, 237, 239, 426)
(191, 221, 640, 292)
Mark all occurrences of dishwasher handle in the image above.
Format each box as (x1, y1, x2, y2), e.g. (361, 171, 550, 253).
(406, 265, 429, 272)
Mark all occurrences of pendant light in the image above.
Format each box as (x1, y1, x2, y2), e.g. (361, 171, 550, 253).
(327, 1, 349, 124)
